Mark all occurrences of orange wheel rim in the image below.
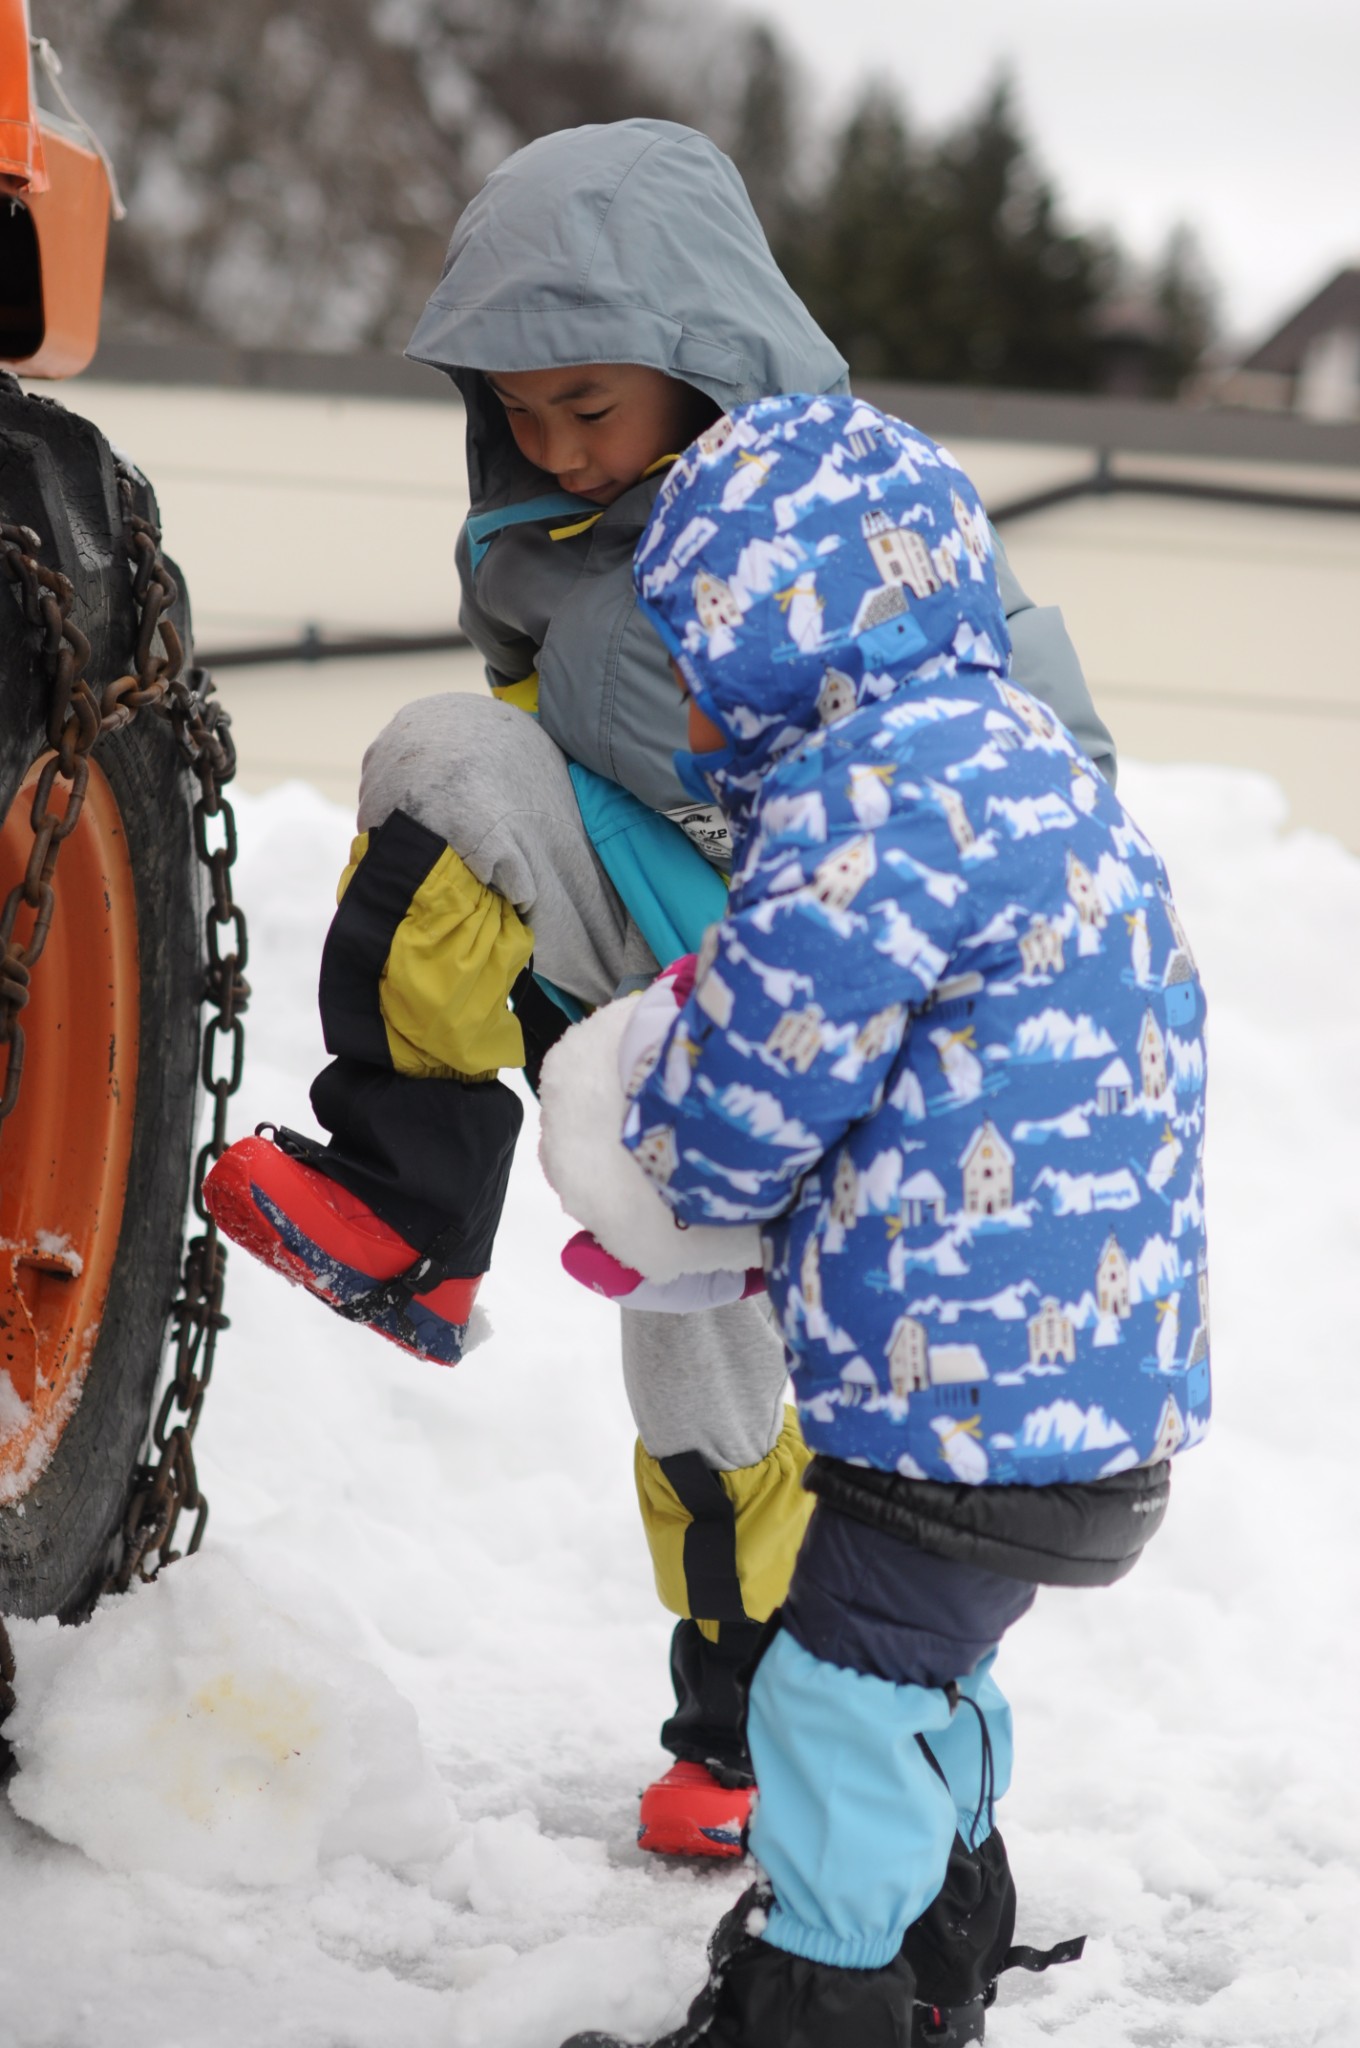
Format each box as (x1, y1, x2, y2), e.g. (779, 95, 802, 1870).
(0, 752, 140, 1501)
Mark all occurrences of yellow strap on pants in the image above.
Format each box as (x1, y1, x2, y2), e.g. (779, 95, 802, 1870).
(635, 1407, 813, 1642)
(337, 831, 534, 1079)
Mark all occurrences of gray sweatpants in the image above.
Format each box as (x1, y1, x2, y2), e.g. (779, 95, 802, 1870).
(358, 691, 789, 1471)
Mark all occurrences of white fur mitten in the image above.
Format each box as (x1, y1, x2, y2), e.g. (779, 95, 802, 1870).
(536, 970, 763, 1301)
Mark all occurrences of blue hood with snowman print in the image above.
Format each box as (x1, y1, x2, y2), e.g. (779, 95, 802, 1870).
(624, 394, 1210, 1487)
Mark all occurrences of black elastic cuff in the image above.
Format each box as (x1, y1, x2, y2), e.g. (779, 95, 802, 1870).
(804, 1456, 1170, 1588)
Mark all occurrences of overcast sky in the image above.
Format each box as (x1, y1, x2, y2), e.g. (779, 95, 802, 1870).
(745, 0, 1359, 347)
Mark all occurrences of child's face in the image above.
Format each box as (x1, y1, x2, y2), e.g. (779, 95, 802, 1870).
(485, 364, 703, 506)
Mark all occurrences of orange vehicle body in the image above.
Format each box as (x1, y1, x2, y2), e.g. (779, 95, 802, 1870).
(1, 0, 112, 379)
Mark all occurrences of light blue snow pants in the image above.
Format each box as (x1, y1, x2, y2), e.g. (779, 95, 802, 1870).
(748, 1633, 1016, 1970)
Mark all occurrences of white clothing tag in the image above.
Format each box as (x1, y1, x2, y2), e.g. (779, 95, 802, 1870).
(667, 802, 732, 866)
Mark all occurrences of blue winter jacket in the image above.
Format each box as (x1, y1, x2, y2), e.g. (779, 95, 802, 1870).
(624, 396, 1210, 1488)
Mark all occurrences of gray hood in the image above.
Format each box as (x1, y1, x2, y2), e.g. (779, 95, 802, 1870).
(407, 119, 850, 513)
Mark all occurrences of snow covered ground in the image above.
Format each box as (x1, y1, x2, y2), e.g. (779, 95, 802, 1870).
(3, 760, 1359, 2048)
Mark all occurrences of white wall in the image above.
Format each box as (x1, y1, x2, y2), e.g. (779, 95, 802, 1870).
(47, 378, 1360, 847)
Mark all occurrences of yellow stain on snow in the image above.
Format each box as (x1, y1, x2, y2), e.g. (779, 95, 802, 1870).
(160, 1670, 324, 1823)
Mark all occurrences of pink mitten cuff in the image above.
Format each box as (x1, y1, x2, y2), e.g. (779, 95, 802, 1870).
(560, 1229, 644, 1299)
(561, 1230, 766, 1313)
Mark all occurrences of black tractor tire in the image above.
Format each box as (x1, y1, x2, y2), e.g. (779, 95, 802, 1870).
(0, 375, 203, 1621)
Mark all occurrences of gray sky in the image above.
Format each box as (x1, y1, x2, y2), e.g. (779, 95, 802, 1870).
(744, 0, 1359, 346)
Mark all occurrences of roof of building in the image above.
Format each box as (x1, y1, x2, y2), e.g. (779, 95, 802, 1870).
(960, 1119, 1015, 1168)
(1240, 268, 1360, 375)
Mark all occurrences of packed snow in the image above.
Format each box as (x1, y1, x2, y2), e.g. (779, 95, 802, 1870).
(3, 760, 1359, 2046)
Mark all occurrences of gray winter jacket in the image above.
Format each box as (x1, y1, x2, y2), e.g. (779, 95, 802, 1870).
(407, 119, 1116, 819)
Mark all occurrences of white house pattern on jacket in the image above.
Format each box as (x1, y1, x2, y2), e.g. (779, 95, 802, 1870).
(627, 393, 1210, 1488)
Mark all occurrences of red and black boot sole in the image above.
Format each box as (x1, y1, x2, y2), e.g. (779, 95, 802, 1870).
(204, 1132, 480, 1366)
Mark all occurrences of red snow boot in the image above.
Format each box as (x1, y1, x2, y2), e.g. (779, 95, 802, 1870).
(203, 1131, 481, 1366)
(637, 1760, 753, 1860)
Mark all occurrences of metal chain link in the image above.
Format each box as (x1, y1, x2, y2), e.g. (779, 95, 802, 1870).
(105, 471, 249, 1591)
(0, 472, 251, 1720)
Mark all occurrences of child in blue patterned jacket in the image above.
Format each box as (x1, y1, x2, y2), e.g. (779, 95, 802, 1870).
(560, 393, 1210, 2048)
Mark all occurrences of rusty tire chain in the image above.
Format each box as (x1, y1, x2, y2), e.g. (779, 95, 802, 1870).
(104, 468, 250, 1593)
(0, 479, 249, 1717)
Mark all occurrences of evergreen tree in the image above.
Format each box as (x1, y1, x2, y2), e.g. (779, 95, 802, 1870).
(789, 73, 1117, 391)
(777, 88, 931, 382)
(1148, 224, 1217, 396)
(725, 23, 801, 250)
(922, 76, 1112, 390)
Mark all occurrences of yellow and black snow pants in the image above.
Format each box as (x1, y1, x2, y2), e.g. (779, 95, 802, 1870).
(310, 692, 813, 1762)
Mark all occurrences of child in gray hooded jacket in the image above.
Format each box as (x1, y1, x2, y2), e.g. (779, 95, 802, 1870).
(205, 119, 1118, 1892)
